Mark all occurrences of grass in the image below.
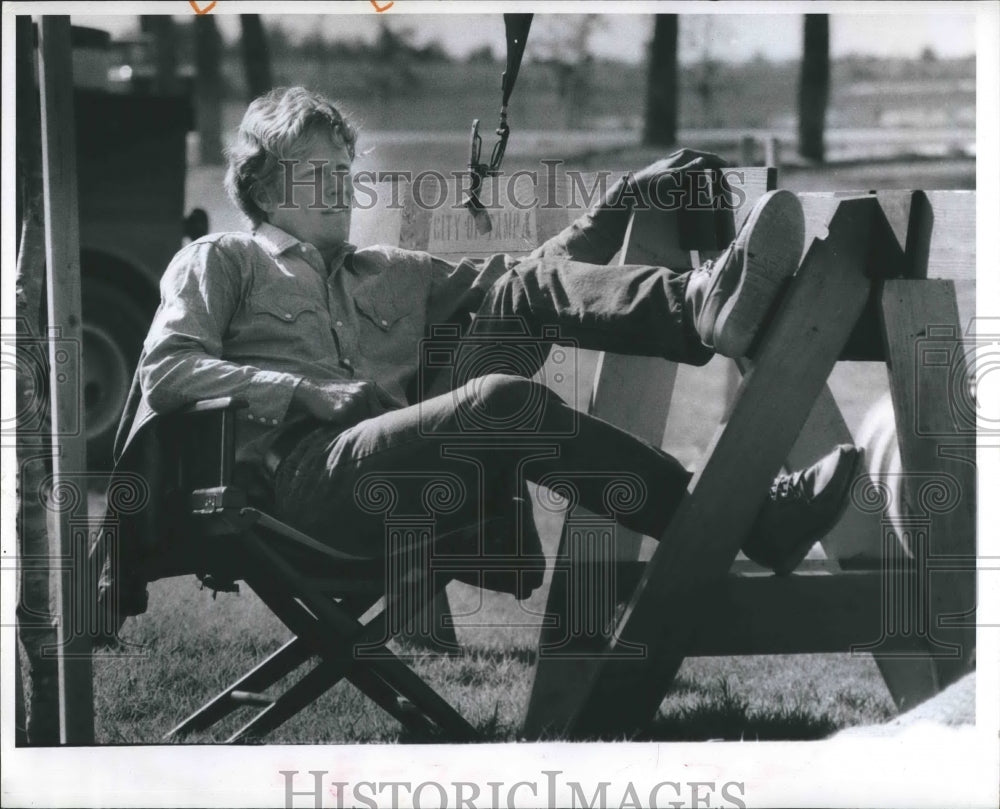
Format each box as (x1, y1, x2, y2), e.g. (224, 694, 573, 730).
(89, 504, 897, 745)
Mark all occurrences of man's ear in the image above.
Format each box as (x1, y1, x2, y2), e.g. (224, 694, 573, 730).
(252, 182, 275, 217)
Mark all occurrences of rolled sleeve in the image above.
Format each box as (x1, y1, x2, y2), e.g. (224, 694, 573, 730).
(244, 370, 302, 425)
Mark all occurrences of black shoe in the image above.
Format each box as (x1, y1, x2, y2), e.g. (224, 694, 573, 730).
(742, 444, 863, 575)
(686, 189, 805, 357)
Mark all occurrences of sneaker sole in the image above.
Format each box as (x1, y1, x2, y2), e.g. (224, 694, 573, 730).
(772, 447, 865, 576)
(712, 190, 805, 357)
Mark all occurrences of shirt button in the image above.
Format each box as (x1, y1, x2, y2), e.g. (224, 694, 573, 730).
(335, 320, 343, 327)
(343, 358, 352, 366)
(380, 319, 388, 326)
(284, 313, 293, 320)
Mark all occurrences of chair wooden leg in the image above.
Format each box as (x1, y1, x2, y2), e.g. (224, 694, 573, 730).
(347, 665, 437, 736)
(242, 532, 480, 741)
(226, 661, 436, 742)
(227, 662, 342, 742)
(365, 653, 479, 741)
(165, 637, 311, 738)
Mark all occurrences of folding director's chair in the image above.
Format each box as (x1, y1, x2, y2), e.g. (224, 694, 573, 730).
(106, 396, 479, 743)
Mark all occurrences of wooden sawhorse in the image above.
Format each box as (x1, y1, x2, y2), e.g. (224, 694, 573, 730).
(523, 175, 977, 738)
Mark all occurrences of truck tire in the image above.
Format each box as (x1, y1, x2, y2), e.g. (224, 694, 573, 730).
(81, 277, 153, 472)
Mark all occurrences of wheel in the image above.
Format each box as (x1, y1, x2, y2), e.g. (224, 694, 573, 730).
(81, 278, 153, 472)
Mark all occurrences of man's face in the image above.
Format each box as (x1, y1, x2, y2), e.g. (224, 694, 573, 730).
(263, 132, 353, 250)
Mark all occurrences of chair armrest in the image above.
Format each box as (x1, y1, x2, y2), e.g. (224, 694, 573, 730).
(170, 398, 249, 495)
(176, 396, 249, 416)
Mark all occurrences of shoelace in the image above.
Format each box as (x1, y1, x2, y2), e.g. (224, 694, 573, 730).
(696, 243, 736, 275)
(770, 468, 810, 501)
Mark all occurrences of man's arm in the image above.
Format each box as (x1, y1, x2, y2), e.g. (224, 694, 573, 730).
(142, 239, 391, 426)
(140, 240, 304, 424)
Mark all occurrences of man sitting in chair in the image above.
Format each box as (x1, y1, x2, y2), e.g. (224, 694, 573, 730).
(116, 86, 859, 608)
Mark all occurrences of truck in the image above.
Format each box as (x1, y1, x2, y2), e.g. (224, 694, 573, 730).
(63, 26, 206, 469)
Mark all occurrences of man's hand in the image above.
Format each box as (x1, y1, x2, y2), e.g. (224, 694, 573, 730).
(291, 379, 394, 425)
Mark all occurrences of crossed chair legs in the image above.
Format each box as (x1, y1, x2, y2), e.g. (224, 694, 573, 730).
(165, 509, 479, 743)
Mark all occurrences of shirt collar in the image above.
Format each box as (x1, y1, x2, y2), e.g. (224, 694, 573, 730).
(252, 222, 358, 275)
(252, 222, 302, 257)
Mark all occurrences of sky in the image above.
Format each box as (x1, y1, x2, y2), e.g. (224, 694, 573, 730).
(70, 8, 978, 65)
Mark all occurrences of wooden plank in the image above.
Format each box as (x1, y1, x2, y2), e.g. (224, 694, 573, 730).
(608, 562, 967, 657)
(796, 190, 976, 282)
(523, 168, 773, 737)
(906, 191, 976, 282)
(38, 16, 94, 745)
(543, 197, 878, 739)
(880, 280, 977, 693)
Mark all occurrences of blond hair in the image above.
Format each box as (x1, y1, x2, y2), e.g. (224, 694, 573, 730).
(224, 87, 357, 226)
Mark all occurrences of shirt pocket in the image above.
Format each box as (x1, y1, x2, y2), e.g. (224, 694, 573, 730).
(251, 293, 321, 326)
(353, 286, 413, 333)
(242, 293, 330, 359)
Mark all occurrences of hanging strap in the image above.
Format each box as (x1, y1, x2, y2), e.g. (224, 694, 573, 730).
(464, 14, 533, 233)
(501, 14, 533, 110)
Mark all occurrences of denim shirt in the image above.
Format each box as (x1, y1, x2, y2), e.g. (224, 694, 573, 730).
(125, 213, 617, 468)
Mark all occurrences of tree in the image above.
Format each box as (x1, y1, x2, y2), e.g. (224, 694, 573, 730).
(194, 15, 224, 165)
(798, 14, 830, 162)
(140, 15, 178, 94)
(643, 15, 679, 147)
(367, 20, 419, 103)
(240, 14, 273, 100)
(682, 16, 723, 128)
(532, 15, 597, 128)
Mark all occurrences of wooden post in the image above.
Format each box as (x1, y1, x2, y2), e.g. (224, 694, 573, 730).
(764, 136, 781, 170)
(15, 13, 60, 746)
(38, 16, 94, 744)
(880, 280, 977, 697)
(522, 207, 688, 736)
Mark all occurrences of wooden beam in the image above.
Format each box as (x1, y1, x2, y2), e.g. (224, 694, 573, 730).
(523, 168, 773, 737)
(522, 206, 687, 735)
(38, 16, 94, 744)
(549, 197, 878, 739)
(905, 191, 976, 282)
(880, 280, 977, 693)
(796, 190, 976, 282)
(608, 562, 968, 657)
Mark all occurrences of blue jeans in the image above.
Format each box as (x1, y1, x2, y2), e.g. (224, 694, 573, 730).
(271, 258, 710, 595)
